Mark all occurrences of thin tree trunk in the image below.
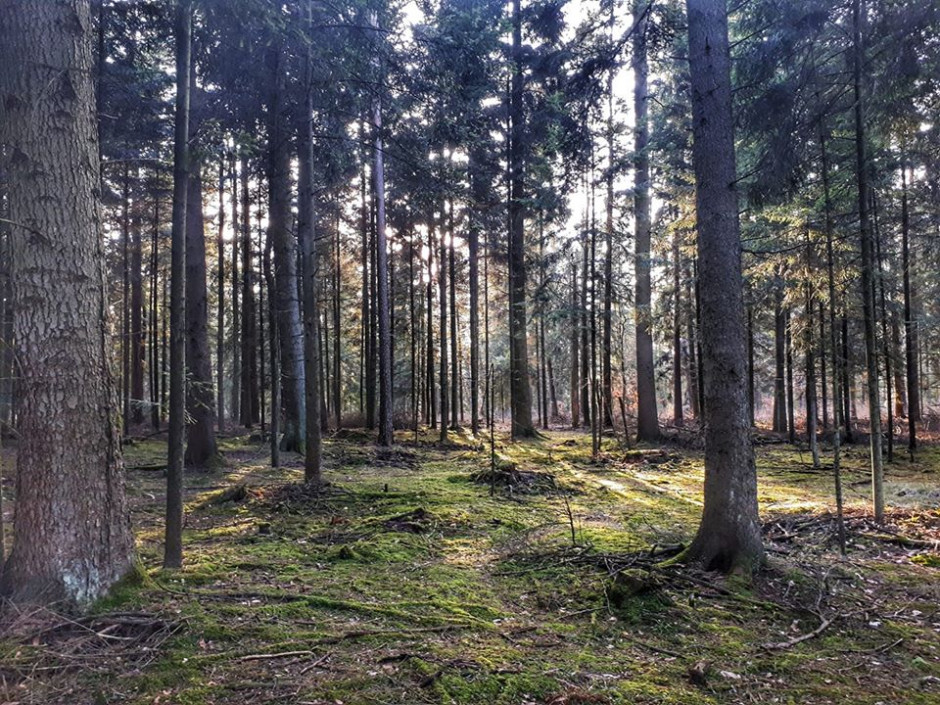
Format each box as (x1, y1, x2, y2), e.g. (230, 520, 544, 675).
(673, 227, 684, 426)
(239, 156, 259, 427)
(372, 15, 393, 446)
(633, 0, 659, 441)
(230, 157, 241, 426)
(164, 0, 192, 570)
(439, 211, 449, 442)
(785, 310, 795, 444)
(853, 0, 884, 520)
(299, 6, 322, 480)
(901, 154, 919, 453)
(773, 287, 787, 433)
(130, 168, 145, 427)
(215, 160, 225, 431)
(570, 261, 580, 427)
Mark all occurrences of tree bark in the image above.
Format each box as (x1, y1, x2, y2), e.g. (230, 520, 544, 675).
(239, 156, 259, 427)
(266, 47, 305, 453)
(681, 0, 763, 573)
(184, 162, 219, 467)
(163, 0, 192, 570)
(299, 6, 322, 481)
(900, 155, 919, 451)
(633, 0, 659, 442)
(508, 0, 535, 438)
(0, 0, 134, 602)
(852, 0, 884, 521)
(372, 12, 393, 446)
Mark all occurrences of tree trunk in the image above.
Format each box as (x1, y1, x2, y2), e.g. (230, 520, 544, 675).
(508, 0, 535, 438)
(164, 0, 192, 570)
(773, 288, 787, 433)
(852, 0, 884, 521)
(785, 310, 795, 444)
(184, 162, 219, 467)
(0, 0, 134, 601)
(239, 156, 259, 427)
(673, 227, 684, 426)
(438, 211, 449, 442)
(449, 200, 459, 429)
(469, 166, 481, 435)
(267, 47, 305, 453)
(230, 157, 241, 426)
(569, 262, 580, 427)
(901, 155, 919, 452)
(215, 160, 226, 431)
(372, 13, 393, 446)
(130, 169, 145, 427)
(681, 0, 763, 573)
(299, 8, 322, 481)
(633, 0, 659, 442)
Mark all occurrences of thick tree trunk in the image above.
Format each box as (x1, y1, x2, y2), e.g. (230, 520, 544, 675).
(633, 1, 659, 442)
(184, 163, 219, 467)
(449, 201, 459, 430)
(681, 0, 763, 573)
(508, 0, 535, 438)
(0, 0, 134, 602)
(267, 48, 305, 452)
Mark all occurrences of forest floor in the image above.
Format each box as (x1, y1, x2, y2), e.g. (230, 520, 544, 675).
(1, 426, 939, 704)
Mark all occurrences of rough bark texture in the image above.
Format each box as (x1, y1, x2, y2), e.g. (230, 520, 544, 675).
(267, 48, 305, 453)
(0, 0, 134, 603)
(508, 0, 535, 438)
(184, 164, 218, 467)
(633, 1, 659, 442)
(682, 0, 763, 573)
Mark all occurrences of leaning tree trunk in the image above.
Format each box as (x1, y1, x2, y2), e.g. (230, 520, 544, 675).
(0, 0, 134, 603)
(633, 0, 660, 442)
(680, 0, 763, 573)
(184, 162, 219, 467)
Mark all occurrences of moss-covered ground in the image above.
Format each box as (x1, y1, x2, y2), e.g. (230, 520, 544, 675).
(1, 427, 939, 704)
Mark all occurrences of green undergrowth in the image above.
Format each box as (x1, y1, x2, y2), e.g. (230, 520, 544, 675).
(2, 427, 938, 704)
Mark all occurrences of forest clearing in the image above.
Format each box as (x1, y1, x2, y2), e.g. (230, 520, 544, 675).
(2, 427, 938, 704)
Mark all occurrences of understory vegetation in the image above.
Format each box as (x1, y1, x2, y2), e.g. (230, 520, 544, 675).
(2, 429, 938, 704)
